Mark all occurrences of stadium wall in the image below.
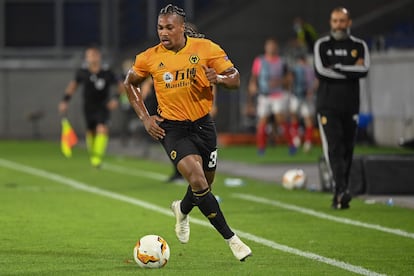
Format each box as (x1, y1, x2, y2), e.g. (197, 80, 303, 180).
(0, 61, 124, 141)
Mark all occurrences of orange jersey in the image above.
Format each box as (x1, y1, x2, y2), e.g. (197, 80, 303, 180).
(133, 36, 234, 121)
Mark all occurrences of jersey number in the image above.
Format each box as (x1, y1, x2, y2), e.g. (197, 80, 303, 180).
(208, 150, 217, 168)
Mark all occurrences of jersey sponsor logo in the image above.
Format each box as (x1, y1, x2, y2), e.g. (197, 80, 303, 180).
(334, 49, 348, 56)
(164, 68, 197, 89)
(326, 49, 348, 57)
(158, 62, 165, 69)
(165, 81, 191, 88)
(163, 72, 174, 83)
(189, 55, 199, 64)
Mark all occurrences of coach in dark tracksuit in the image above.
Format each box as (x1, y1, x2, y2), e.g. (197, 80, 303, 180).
(314, 7, 370, 209)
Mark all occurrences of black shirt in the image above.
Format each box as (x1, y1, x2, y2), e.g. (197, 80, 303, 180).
(75, 64, 118, 110)
(314, 35, 370, 114)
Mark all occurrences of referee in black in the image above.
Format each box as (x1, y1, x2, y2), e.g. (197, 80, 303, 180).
(314, 7, 370, 209)
(59, 45, 124, 167)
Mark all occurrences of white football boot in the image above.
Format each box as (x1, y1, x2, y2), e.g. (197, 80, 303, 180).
(227, 235, 252, 261)
(171, 200, 190, 243)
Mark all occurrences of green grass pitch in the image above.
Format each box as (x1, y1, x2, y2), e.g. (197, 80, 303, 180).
(0, 140, 413, 275)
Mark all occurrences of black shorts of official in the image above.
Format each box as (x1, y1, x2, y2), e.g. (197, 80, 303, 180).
(83, 107, 110, 131)
(159, 114, 218, 171)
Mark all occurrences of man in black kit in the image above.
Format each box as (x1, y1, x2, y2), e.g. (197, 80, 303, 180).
(59, 45, 124, 168)
(314, 7, 370, 209)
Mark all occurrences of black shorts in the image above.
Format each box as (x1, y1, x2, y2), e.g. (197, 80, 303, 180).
(159, 114, 217, 171)
(84, 107, 110, 130)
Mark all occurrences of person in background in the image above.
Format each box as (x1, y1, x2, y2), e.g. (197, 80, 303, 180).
(248, 37, 293, 155)
(314, 7, 370, 209)
(293, 17, 318, 55)
(288, 53, 318, 153)
(59, 45, 124, 168)
(123, 4, 252, 261)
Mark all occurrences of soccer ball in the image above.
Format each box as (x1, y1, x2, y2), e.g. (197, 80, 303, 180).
(133, 235, 170, 268)
(282, 169, 307, 190)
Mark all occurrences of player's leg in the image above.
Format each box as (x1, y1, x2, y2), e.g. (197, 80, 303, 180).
(179, 154, 234, 236)
(169, 166, 212, 240)
(287, 95, 301, 154)
(173, 116, 217, 217)
(340, 113, 359, 207)
(89, 109, 110, 167)
(159, 120, 195, 243)
(84, 111, 97, 164)
(167, 116, 251, 260)
(272, 95, 293, 154)
(90, 123, 109, 167)
(301, 101, 314, 152)
(256, 95, 270, 155)
(317, 111, 348, 209)
(86, 130, 95, 153)
(176, 154, 251, 260)
(196, 117, 251, 261)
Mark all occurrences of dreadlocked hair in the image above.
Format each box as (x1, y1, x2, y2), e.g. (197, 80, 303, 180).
(185, 22, 205, 38)
(159, 4, 186, 19)
(159, 4, 204, 38)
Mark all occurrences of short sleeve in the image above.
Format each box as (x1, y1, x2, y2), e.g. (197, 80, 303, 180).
(132, 51, 150, 78)
(207, 40, 234, 74)
(251, 57, 261, 76)
(74, 68, 83, 83)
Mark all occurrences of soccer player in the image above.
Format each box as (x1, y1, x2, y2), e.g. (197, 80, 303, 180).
(248, 37, 293, 155)
(59, 45, 124, 168)
(314, 7, 370, 209)
(123, 4, 252, 261)
(288, 53, 318, 153)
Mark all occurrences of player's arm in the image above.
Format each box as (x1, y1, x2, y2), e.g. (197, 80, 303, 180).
(333, 43, 370, 79)
(314, 39, 346, 80)
(202, 65, 240, 89)
(58, 80, 78, 115)
(124, 69, 165, 140)
(248, 73, 258, 96)
(107, 80, 125, 111)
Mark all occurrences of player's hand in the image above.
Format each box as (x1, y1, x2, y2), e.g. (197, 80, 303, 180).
(355, 58, 364, 65)
(143, 115, 165, 140)
(202, 65, 219, 84)
(58, 101, 68, 115)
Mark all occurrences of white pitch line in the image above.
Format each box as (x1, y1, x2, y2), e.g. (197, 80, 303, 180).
(104, 162, 414, 240)
(0, 158, 386, 276)
(234, 193, 414, 240)
(102, 163, 167, 181)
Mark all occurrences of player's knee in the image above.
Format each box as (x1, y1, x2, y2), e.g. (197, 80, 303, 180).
(187, 171, 209, 191)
